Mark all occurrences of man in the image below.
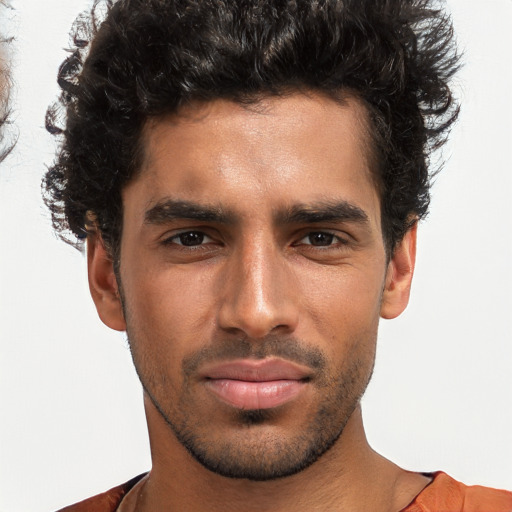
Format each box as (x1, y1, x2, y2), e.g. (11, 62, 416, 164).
(44, 0, 512, 510)
(0, 0, 13, 162)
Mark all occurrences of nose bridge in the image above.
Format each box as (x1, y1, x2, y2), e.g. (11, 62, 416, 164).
(218, 233, 298, 338)
(242, 239, 276, 314)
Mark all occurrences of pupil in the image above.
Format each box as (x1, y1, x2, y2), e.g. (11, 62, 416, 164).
(309, 232, 334, 246)
(180, 232, 204, 246)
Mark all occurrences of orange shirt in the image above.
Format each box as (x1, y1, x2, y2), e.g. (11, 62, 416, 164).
(58, 472, 512, 512)
(402, 472, 512, 512)
(57, 474, 144, 512)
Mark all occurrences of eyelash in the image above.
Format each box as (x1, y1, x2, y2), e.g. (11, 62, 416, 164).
(162, 231, 215, 248)
(295, 231, 349, 248)
(161, 230, 349, 250)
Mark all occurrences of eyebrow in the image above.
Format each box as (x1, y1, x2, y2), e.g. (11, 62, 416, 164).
(276, 201, 369, 225)
(144, 199, 234, 225)
(144, 198, 369, 227)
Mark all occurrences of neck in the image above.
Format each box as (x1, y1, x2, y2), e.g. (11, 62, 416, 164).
(135, 395, 429, 512)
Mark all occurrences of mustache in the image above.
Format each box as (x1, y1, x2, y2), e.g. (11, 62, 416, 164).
(182, 336, 327, 377)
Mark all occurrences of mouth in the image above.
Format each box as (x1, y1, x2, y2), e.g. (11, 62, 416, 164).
(200, 358, 312, 410)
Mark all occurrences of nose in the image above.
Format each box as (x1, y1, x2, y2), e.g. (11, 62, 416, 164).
(217, 240, 299, 339)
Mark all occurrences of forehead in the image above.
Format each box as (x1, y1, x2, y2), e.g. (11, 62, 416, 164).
(126, 93, 380, 226)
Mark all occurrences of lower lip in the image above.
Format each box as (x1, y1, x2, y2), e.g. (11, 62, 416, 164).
(205, 379, 306, 410)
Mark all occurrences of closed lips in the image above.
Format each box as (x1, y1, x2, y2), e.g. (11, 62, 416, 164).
(201, 359, 311, 410)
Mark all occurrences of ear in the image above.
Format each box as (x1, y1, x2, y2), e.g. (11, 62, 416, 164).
(380, 222, 417, 319)
(87, 232, 127, 331)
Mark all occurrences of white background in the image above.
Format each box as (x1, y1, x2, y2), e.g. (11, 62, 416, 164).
(0, 1, 511, 510)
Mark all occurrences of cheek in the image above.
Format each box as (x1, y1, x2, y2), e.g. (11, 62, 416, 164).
(122, 263, 219, 355)
(297, 264, 384, 348)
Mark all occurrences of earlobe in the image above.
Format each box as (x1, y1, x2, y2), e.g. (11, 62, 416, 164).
(87, 232, 126, 332)
(380, 223, 417, 320)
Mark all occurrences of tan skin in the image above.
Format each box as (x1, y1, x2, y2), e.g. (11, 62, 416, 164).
(88, 93, 430, 511)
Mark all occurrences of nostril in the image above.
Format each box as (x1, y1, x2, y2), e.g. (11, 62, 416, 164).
(270, 323, 294, 335)
(222, 326, 247, 337)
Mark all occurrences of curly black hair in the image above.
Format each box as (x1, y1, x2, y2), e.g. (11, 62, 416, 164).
(44, 0, 460, 259)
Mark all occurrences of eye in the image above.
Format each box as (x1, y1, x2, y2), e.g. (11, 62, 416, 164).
(300, 231, 339, 247)
(166, 231, 213, 247)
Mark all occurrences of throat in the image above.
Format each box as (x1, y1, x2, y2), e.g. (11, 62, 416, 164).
(137, 402, 428, 512)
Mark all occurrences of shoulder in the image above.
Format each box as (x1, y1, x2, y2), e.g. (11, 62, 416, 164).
(403, 472, 512, 512)
(56, 474, 147, 512)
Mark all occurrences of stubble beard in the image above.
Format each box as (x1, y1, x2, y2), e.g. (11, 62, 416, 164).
(127, 327, 375, 481)
(117, 265, 376, 481)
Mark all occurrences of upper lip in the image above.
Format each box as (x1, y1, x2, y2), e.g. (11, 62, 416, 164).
(200, 358, 313, 382)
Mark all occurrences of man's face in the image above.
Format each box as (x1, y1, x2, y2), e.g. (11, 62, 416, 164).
(0, 41, 11, 161)
(0, 45, 7, 133)
(91, 93, 414, 480)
